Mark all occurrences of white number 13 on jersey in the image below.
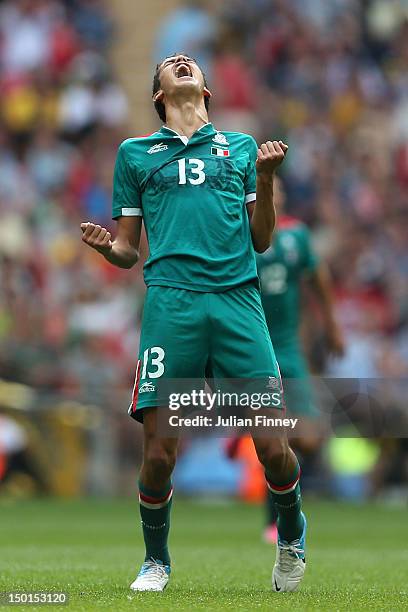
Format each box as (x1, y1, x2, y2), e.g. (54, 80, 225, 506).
(178, 158, 206, 185)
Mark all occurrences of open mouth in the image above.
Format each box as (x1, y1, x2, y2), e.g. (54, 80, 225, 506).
(174, 63, 193, 78)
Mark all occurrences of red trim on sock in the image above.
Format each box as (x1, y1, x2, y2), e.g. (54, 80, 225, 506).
(139, 488, 173, 505)
(267, 469, 301, 492)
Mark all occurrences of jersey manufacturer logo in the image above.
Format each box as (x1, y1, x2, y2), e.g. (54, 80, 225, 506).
(147, 143, 168, 154)
(139, 381, 156, 393)
(213, 132, 229, 146)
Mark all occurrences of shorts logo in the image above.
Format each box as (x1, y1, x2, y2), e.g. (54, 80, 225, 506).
(139, 381, 156, 393)
(213, 132, 229, 146)
(147, 143, 168, 154)
(267, 377, 280, 390)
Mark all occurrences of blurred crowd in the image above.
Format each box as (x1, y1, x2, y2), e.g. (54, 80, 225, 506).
(1, 0, 408, 403)
(0, 0, 141, 403)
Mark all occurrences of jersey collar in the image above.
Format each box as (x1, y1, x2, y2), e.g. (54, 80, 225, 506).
(160, 122, 216, 145)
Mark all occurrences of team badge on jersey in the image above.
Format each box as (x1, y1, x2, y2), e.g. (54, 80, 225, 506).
(213, 132, 229, 146)
(147, 143, 168, 154)
(211, 147, 230, 157)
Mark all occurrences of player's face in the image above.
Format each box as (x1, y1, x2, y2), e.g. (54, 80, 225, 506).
(155, 54, 210, 100)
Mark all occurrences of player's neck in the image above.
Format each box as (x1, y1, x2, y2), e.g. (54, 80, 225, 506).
(164, 99, 209, 139)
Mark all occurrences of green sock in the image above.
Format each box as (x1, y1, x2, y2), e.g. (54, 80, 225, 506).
(266, 463, 304, 542)
(138, 479, 173, 565)
(266, 489, 278, 526)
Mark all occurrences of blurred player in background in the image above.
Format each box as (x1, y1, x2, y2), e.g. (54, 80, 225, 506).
(226, 177, 344, 542)
(259, 177, 344, 541)
(81, 53, 307, 594)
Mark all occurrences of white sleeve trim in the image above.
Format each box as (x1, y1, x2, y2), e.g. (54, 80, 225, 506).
(121, 207, 143, 216)
(245, 193, 256, 204)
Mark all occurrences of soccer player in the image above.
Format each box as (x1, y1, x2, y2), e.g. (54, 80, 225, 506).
(257, 177, 344, 542)
(81, 53, 306, 593)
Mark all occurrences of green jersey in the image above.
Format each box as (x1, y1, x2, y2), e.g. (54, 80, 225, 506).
(256, 216, 319, 347)
(112, 122, 258, 292)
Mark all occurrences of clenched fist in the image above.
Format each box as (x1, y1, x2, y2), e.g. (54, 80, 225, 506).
(256, 140, 288, 175)
(81, 222, 112, 255)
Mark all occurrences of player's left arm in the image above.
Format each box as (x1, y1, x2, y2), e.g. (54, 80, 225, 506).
(307, 263, 345, 357)
(247, 140, 288, 252)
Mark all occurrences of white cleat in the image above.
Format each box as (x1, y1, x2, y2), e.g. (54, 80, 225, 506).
(272, 512, 307, 592)
(130, 558, 171, 592)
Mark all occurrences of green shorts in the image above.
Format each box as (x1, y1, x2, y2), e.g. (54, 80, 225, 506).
(129, 284, 282, 421)
(274, 341, 318, 418)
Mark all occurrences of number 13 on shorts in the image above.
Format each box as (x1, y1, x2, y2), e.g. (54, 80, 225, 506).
(129, 347, 165, 415)
(141, 346, 165, 379)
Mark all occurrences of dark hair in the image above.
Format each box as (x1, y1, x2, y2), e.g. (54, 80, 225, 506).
(152, 53, 210, 122)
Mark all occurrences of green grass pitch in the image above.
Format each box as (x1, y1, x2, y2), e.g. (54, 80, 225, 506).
(0, 498, 407, 611)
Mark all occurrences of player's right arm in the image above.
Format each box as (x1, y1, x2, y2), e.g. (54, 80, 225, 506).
(81, 217, 141, 269)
